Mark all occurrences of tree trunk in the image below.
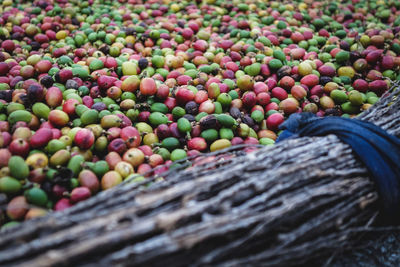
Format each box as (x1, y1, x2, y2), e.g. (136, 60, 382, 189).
(1, 84, 400, 267)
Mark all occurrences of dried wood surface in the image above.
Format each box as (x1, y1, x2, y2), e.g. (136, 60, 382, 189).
(0, 84, 400, 267)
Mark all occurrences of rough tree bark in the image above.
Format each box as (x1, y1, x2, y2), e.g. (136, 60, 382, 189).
(0, 84, 400, 267)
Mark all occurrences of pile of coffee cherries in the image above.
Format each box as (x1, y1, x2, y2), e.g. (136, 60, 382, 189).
(0, 0, 399, 228)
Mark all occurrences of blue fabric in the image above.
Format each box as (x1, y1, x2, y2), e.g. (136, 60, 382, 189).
(277, 113, 400, 218)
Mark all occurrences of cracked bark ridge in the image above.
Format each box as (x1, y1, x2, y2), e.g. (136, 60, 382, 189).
(0, 84, 400, 267)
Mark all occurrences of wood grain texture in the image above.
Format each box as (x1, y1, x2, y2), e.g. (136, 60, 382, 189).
(1, 83, 399, 267)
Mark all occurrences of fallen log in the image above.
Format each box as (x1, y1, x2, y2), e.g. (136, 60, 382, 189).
(0, 83, 400, 267)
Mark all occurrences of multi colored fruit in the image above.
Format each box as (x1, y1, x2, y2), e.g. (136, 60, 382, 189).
(0, 0, 399, 228)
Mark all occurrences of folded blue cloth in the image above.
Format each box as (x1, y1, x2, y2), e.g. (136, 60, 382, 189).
(277, 112, 400, 218)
